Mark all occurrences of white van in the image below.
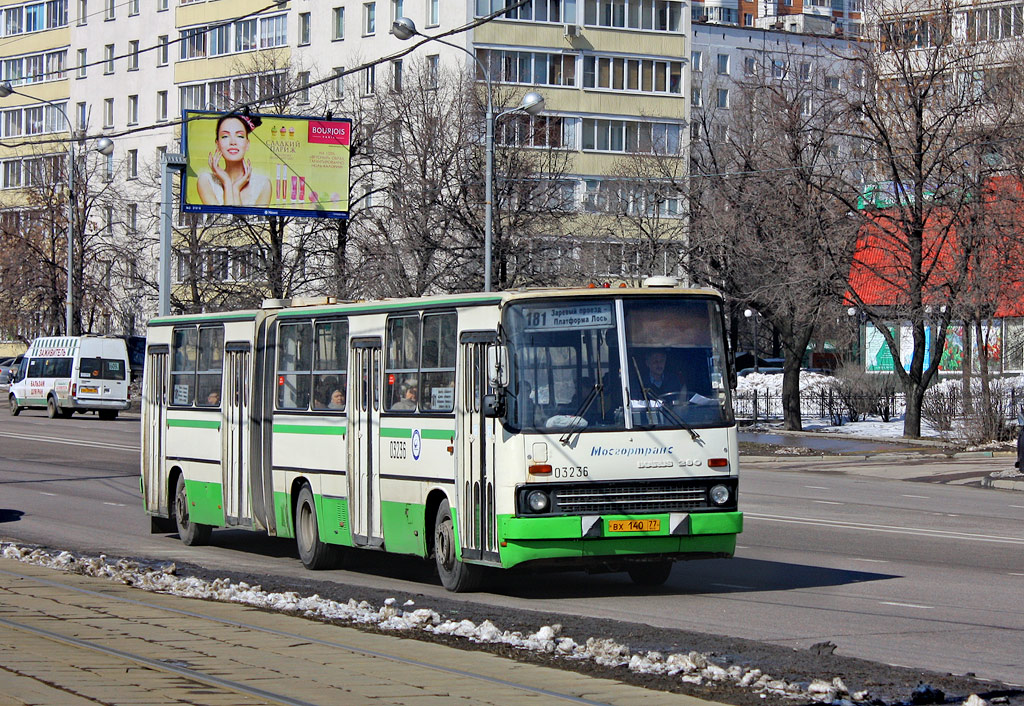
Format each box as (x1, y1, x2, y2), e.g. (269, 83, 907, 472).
(9, 336, 131, 419)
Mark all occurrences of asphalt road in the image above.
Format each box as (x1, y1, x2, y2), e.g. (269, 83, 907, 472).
(1, 410, 1022, 687)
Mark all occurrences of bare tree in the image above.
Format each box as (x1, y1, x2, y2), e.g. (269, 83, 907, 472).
(690, 45, 857, 430)
(831, 0, 1024, 436)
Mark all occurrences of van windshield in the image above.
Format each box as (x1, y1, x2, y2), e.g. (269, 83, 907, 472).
(78, 358, 127, 381)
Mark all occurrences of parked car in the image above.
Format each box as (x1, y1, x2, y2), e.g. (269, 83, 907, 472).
(0, 354, 23, 385)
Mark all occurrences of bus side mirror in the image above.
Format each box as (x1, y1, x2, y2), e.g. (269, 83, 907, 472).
(486, 345, 509, 389)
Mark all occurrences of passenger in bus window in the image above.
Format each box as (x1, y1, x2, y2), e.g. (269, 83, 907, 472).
(328, 388, 345, 410)
(206, 390, 220, 406)
(392, 383, 418, 410)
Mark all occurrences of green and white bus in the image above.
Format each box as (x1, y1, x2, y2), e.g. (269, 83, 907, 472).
(141, 281, 742, 591)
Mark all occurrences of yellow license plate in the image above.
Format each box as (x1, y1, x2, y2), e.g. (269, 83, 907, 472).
(607, 519, 661, 533)
(80, 387, 98, 394)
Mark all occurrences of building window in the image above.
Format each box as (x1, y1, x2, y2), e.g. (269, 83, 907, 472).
(333, 7, 345, 39)
(180, 27, 207, 60)
(128, 0, 138, 16)
(76, 101, 85, 129)
(428, 0, 439, 26)
(363, 65, 375, 95)
(127, 149, 138, 179)
(128, 40, 139, 70)
(157, 0, 167, 10)
(297, 71, 310, 103)
(363, 2, 375, 35)
(581, 54, 681, 94)
(158, 36, 168, 66)
(691, 87, 701, 107)
(235, 18, 256, 51)
(392, 59, 402, 91)
(77, 0, 86, 25)
(581, 118, 682, 154)
(391, 0, 404, 23)
(427, 54, 439, 88)
(127, 95, 138, 124)
(259, 14, 287, 48)
(717, 53, 729, 75)
(716, 87, 729, 108)
(298, 12, 311, 45)
(744, 12, 752, 26)
(799, 61, 811, 81)
(333, 67, 345, 99)
(691, 51, 702, 72)
(104, 0, 113, 20)
(103, 98, 113, 128)
(103, 44, 114, 74)
(76, 48, 86, 78)
(157, 90, 167, 121)
(744, 56, 757, 75)
(579, 0, 683, 31)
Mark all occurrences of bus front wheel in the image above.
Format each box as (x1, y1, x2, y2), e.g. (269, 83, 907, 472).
(434, 499, 484, 592)
(173, 475, 211, 546)
(627, 560, 673, 587)
(295, 485, 340, 570)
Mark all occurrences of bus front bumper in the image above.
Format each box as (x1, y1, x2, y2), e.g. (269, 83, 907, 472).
(496, 511, 742, 569)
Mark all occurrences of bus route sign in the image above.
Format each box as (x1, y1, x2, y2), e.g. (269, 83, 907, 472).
(523, 303, 613, 331)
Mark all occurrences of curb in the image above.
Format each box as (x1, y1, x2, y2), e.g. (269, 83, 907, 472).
(981, 476, 1024, 491)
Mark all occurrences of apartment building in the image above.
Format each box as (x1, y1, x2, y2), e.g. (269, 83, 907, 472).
(0, 0, 694, 329)
(691, 0, 863, 36)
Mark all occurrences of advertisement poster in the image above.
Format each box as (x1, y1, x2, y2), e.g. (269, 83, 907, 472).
(898, 324, 932, 372)
(181, 110, 352, 219)
(939, 325, 964, 371)
(865, 323, 896, 372)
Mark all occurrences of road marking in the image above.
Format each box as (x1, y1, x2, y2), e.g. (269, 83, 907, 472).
(0, 430, 136, 452)
(804, 485, 830, 490)
(851, 558, 890, 563)
(812, 500, 843, 505)
(901, 494, 930, 499)
(1011, 505, 1024, 510)
(1010, 572, 1024, 577)
(711, 583, 751, 589)
(39, 492, 56, 496)
(746, 512, 1024, 545)
(880, 601, 933, 609)
(103, 502, 125, 507)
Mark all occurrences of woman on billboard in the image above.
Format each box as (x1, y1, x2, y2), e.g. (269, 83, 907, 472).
(197, 113, 272, 207)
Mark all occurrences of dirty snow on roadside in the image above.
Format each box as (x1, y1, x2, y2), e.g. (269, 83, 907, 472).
(0, 541, 899, 704)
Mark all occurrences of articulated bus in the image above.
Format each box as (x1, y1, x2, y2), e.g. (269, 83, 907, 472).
(141, 280, 742, 591)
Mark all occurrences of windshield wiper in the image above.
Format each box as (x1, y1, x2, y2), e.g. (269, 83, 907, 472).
(629, 356, 701, 442)
(559, 383, 602, 446)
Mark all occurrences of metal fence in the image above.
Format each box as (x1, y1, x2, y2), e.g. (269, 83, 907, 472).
(734, 387, 1024, 424)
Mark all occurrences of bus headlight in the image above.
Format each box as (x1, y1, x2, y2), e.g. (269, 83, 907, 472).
(709, 484, 730, 506)
(527, 490, 550, 513)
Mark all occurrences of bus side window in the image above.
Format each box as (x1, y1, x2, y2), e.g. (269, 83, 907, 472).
(196, 325, 224, 407)
(277, 321, 313, 410)
(385, 315, 420, 412)
(170, 326, 198, 406)
(420, 313, 456, 413)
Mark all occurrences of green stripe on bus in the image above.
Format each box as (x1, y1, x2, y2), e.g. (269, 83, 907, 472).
(167, 418, 221, 430)
(273, 424, 347, 435)
(379, 427, 454, 439)
(275, 295, 504, 318)
(149, 312, 257, 326)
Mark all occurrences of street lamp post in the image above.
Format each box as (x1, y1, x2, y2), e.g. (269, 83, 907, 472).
(0, 80, 113, 335)
(744, 308, 759, 373)
(392, 17, 544, 292)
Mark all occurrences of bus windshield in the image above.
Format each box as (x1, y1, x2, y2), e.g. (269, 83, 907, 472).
(503, 296, 734, 432)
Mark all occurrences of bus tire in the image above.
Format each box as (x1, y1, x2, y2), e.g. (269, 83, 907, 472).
(173, 474, 211, 546)
(98, 410, 118, 420)
(295, 484, 340, 570)
(47, 397, 60, 419)
(627, 561, 673, 587)
(9, 396, 19, 416)
(433, 499, 483, 592)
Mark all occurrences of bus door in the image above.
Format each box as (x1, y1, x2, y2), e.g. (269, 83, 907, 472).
(458, 333, 499, 563)
(142, 345, 168, 517)
(349, 338, 383, 547)
(222, 343, 251, 526)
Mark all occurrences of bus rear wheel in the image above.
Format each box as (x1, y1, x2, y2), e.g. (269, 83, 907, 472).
(173, 474, 211, 546)
(295, 484, 340, 570)
(627, 560, 673, 587)
(9, 396, 19, 416)
(434, 499, 484, 592)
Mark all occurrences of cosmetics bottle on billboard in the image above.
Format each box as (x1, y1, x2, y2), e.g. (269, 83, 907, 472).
(298, 177, 306, 203)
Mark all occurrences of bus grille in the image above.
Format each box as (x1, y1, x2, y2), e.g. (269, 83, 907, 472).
(554, 483, 709, 514)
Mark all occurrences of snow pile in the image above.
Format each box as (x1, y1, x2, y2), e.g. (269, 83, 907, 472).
(737, 371, 836, 396)
(1, 541, 893, 703)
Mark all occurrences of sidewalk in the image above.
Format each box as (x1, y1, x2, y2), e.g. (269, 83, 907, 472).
(0, 558, 712, 706)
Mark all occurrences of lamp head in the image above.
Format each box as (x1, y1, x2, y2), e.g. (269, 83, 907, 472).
(0, 81, 14, 98)
(95, 137, 114, 156)
(744, 308, 754, 319)
(519, 91, 545, 115)
(392, 16, 417, 40)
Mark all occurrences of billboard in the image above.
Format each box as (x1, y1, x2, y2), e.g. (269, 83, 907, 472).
(181, 110, 351, 219)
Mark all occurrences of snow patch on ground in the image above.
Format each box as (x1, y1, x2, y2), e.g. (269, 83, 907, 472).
(0, 540, 924, 703)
